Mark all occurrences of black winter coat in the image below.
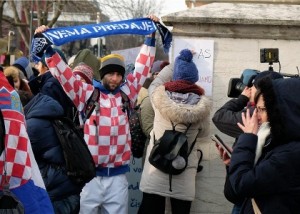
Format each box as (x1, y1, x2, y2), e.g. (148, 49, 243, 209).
(24, 93, 82, 201)
(212, 94, 249, 138)
(212, 94, 254, 205)
(28, 71, 75, 118)
(229, 77, 300, 214)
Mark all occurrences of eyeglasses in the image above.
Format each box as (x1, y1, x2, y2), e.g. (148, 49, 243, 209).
(256, 106, 267, 113)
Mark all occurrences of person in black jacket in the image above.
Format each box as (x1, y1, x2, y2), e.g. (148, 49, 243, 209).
(212, 70, 283, 214)
(29, 49, 76, 120)
(228, 76, 300, 213)
(24, 93, 82, 213)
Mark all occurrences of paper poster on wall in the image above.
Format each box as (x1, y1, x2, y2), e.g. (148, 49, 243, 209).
(112, 47, 140, 67)
(172, 37, 214, 96)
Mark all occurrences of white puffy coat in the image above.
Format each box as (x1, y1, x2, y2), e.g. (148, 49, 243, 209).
(139, 65, 212, 201)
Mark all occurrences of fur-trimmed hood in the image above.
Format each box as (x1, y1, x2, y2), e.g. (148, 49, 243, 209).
(152, 85, 212, 124)
(257, 77, 300, 145)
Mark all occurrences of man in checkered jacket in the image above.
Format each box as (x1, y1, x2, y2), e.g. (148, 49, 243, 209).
(33, 15, 158, 214)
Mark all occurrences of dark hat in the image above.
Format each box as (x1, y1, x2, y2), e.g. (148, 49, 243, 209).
(173, 49, 198, 83)
(151, 60, 162, 73)
(256, 77, 299, 146)
(41, 48, 67, 67)
(253, 70, 283, 87)
(99, 54, 125, 79)
(72, 49, 101, 80)
(151, 60, 170, 74)
(13, 57, 34, 79)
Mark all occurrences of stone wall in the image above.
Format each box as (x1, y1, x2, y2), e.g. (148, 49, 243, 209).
(162, 3, 300, 214)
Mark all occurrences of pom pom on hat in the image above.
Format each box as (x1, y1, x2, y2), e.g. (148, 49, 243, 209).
(73, 63, 94, 84)
(100, 54, 125, 79)
(173, 49, 199, 83)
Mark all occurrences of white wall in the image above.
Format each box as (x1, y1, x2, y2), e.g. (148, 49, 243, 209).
(171, 37, 300, 214)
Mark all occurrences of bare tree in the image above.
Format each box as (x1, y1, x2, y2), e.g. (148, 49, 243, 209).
(97, 0, 164, 21)
(2, 0, 65, 54)
(96, 0, 169, 60)
(0, 0, 6, 38)
(1, 0, 103, 56)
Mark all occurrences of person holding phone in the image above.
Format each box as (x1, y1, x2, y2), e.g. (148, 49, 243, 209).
(212, 70, 283, 214)
(211, 134, 232, 158)
(228, 76, 300, 213)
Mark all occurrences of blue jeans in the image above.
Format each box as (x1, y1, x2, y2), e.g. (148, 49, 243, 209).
(52, 194, 80, 214)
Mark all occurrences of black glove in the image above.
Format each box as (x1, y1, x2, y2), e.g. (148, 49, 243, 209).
(30, 33, 51, 63)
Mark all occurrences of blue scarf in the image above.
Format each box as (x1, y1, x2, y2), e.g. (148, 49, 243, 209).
(42, 17, 172, 53)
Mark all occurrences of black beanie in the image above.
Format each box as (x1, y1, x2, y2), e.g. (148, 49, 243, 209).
(99, 54, 125, 79)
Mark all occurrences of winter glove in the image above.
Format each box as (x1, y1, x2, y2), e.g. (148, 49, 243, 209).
(30, 33, 52, 63)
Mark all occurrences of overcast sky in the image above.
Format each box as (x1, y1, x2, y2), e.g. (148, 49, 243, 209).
(160, 0, 187, 16)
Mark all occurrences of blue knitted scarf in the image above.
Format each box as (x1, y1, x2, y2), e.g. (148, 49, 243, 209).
(42, 17, 172, 53)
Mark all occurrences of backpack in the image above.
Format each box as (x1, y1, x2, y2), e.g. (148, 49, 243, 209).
(0, 110, 25, 214)
(52, 117, 96, 186)
(120, 92, 148, 158)
(85, 89, 148, 158)
(148, 122, 199, 191)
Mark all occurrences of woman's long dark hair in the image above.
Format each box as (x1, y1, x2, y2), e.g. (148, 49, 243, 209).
(255, 77, 287, 147)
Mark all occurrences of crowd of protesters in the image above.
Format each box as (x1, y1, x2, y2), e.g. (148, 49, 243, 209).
(2, 12, 300, 214)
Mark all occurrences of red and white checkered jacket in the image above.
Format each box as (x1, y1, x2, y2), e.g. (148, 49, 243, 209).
(47, 42, 155, 168)
(0, 109, 32, 188)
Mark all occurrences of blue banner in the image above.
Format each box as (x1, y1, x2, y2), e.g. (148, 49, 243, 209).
(43, 18, 157, 46)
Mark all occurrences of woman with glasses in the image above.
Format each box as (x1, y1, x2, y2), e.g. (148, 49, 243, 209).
(228, 76, 300, 213)
(214, 70, 283, 214)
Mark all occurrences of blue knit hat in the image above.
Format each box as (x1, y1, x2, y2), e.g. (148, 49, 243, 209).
(13, 57, 34, 80)
(173, 49, 199, 83)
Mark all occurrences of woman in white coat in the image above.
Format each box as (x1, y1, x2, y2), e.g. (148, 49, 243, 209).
(138, 49, 212, 214)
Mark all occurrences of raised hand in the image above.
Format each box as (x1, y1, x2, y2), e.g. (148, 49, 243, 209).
(237, 108, 259, 134)
(30, 25, 51, 63)
(147, 14, 159, 22)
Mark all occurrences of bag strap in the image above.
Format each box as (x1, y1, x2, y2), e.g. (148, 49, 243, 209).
(172, 122, 199, 157)
(120, 91, 130, 118)
(187, 129, 201, 156)
(166, 134, 188, 160)
(85, 88, 100, 122)
(196, 149, 203, 172)
(251, 198, 262, 214)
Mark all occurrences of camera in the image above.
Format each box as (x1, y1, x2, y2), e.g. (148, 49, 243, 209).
(227, 69, 259, 98)
(260, 48, 279, 64)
